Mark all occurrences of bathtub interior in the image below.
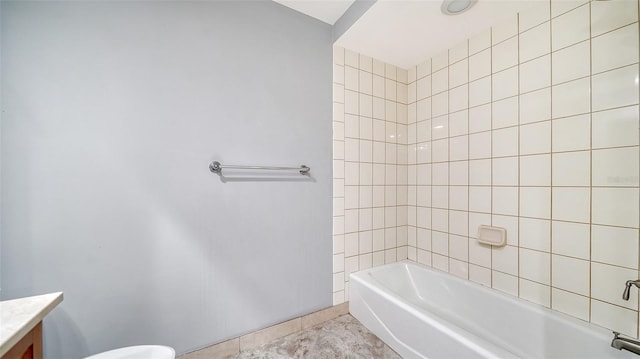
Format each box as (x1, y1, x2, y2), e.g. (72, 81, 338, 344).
(353, 262, 635, 359)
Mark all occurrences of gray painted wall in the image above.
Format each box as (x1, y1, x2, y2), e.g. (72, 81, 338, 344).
(0, 1, 332, 357)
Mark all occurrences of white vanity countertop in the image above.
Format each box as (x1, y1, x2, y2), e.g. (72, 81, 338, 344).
(0, 292, 64, 357)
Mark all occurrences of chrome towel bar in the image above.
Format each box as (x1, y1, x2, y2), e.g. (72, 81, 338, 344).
(209, 161, 310, 175)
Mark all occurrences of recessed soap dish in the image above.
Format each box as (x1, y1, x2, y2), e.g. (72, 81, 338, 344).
(477, 225, 507, 246)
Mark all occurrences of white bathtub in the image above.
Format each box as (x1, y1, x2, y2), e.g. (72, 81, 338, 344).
(350, 261, 635, 359)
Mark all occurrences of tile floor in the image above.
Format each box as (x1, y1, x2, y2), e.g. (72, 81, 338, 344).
(229, 315, 401, 359)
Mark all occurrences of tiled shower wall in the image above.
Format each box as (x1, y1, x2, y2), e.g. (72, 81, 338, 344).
(334, 0, 640, 338)
(332, 48, 409, 304)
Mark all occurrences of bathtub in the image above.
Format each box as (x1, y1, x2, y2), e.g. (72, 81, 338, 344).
(350, 261, 635, 359)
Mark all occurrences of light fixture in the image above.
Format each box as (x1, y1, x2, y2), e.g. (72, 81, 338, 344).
(441, 0, 477, 15)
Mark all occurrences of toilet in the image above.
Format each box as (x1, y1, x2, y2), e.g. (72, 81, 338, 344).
(85, 345, 175, 359)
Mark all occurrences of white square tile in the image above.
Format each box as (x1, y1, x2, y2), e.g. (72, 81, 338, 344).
(592, 225, 639, 270)
(450, 211, 469, 237)
(334, 64, 345, 85)
(469, 238, 492, 269)
(384, 208, 396, 228)
(431, 162, 449, 186)
(432, 139, 449, 163)
(416, 142, 431, 164)
(334, 84, 345, 104)
(373, 59, 385, 76)
(397, 68, 408, 85)
(432, 254, 449, 272)
(345, 49, 358, 68)
(552, 40, 590, 86)
(450, 39, 469, 64)
(385, 121, 397, 143)
(592, 147, 639, 187)
(592, 262, 638, 310)
(359, 70, 373, 95)
(333, 272, 345, 292)
(334, 197, 345, 216)
(360, 163, 373, 186)
(359, 55, 373, 72)
(344, 209, 358, 234)
(492, 67, 519, 101)
(359, 186, 372, 209)
(344, 115, 359, 139)
(552, 288, 589, 321)
(417, 75, 431, 100)
(592, 188, 640, 228)
(432, 185, 448, 209)
(592, 64, 639, 112)
(469, 104, 492, 133)
(469, 49, 491, 82)
(551, 4, 590, 52)
(373, 142, 385, 164)
(334, 141, 345, 161)
(450, 136, 469, 161)
(449, 85, 469, 113)
(593, 24, 639, 75)
(469, 77, 492, 107)
(451, 242, 470, 269)
(520, 121, 551, 155)
(432, 92, 449, 118)
(591, 0, 638, 37)
(385, 165, 397, 185)
(450, 110, 469, 137)
(450, 161, 469, 186)
(432, 68, 448, 95)
(519, 217, 551, 252)
(551, 77, 590, 118)
(359, 140, 373, 163)
(432, 51, 449, 72)
(520, 55, 551, 94)
(552, 254, 590, 295)
(333, 178, 345, 198)
(333, 46, 345, 65)
(469, 159, 492, 185)
(345, 90, 359, 115)
(492, 187, 518, 215)
(592, 106, 640, 149)
(385, 79, 397, 101)
(492, 97, 518, 130)
(492, 127, 519, 158)
(360, 117, 373, 140)
(591, 299, 638, 338)
(552, 220, 590, 259)
(416, 120, 432, 143)
(344, 139, 359, 162)
(416, 227, 432, 249)
(345, 66, 359, 91)
(492, 15, 518, 45)
(492, 156, 518, 186)
(521, 187, 551, 219)
(417, 98, 432, 122)
(469, 186, 492, 213)
(417, 59, 431, 79)
(432, 210, 449, 234)
(385, 63, 397, 80)
(492, 37, 518, 73)
(345, 233, 359, 257)
(373, 74, 385, 98)
(520, 87, 551, 125)
(469, 264, 492, 287)
(450, 186, 469, 210)
(520, 22, 551, 63)
(344, 186, 358, 209)
(552, 114, 590, 152)
(450, 59, 469, 88)
(469, 131, 492, 159)
(519, 249, 549, 289)
(492, 245, 518, 275)
(520, 1, 550, 32)
(470, 29, 491, 55)
(372, 229, 385, 250)
(552, 151, 590, 186)
(493, 214, 519, 246)
(521, 154, 551, 186)
(373, 98, 385, 120)
(519, 279, 551, 307)
(398, 84, 408, 105)
(552, 187, 590, 223)
(492, 271, 518, 296)
(408, 82, 417, 104)
(334, 102, 345, 123)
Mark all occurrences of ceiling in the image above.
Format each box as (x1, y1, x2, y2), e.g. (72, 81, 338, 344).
(273, 0, 544, 69)
(336, 0, 543, 69)
(273, 0, 356, 25)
